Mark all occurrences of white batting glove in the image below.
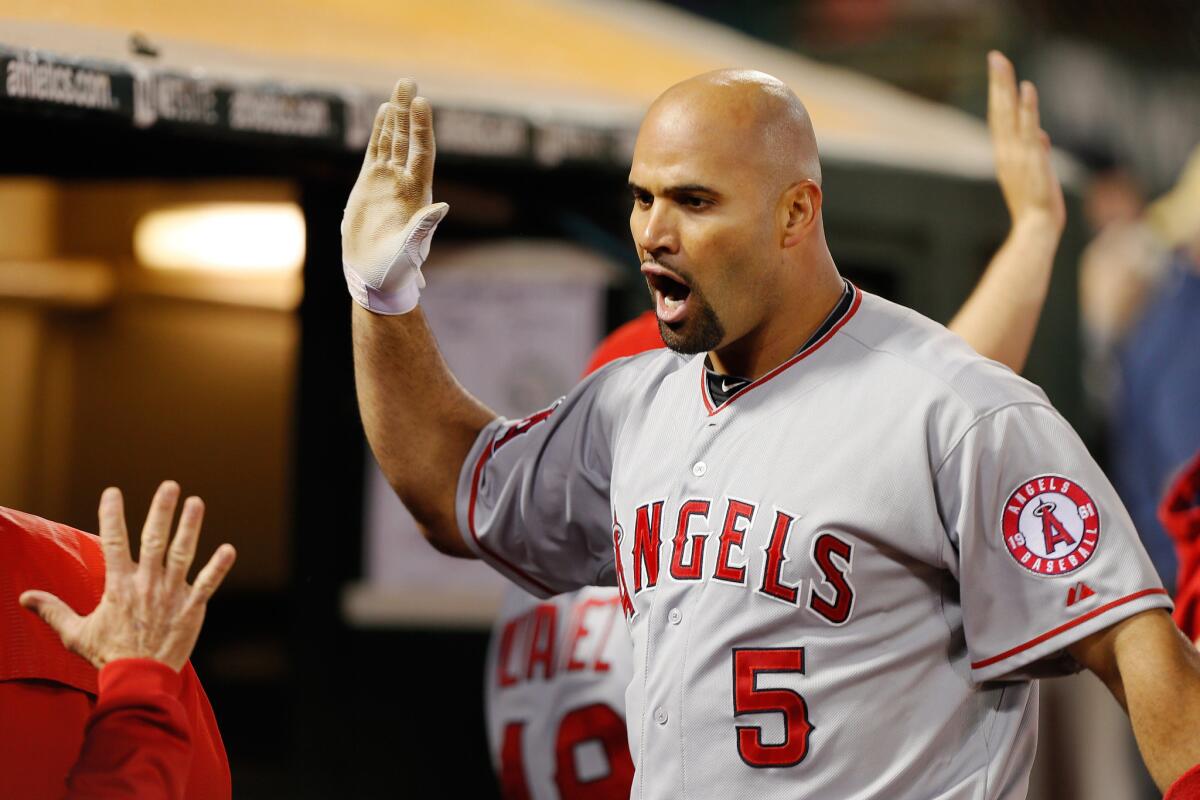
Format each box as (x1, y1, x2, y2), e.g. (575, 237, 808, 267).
(341, 79, 447, 315)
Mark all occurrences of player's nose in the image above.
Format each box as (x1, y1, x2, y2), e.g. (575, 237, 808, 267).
(632, 202, 679, 257)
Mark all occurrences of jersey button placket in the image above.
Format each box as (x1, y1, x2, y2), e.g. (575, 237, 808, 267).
(653, 706, 668, 726)
(689, 411, 721, 479)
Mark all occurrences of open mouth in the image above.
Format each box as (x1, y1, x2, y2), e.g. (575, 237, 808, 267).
(642, 263, 692, 325)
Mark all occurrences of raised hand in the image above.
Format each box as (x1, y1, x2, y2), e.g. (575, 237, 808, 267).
(20, 482, 236, 672)
(341, 78, 448, 315)
(987, 51, 1065, 234)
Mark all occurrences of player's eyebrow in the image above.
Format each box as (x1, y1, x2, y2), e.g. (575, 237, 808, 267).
(627, 181, 723, 200)
(666, 183, 720, 198)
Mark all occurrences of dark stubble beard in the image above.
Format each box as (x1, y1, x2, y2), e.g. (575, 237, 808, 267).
(655, 288, 725, 355)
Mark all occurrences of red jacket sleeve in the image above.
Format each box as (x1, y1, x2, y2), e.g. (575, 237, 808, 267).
(1, 508, 230, 798)
(1162, 449, 1200, 640)
(65, 659, 192, 799)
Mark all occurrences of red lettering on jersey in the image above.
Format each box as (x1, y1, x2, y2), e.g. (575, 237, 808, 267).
(554, 704, 635, 799)
(503, 703, 632, 800)
(1034, 498, 1077, 555)
(759, 510, 800, 605)
(496, 617, 523, 688)
(733, 648, 813, 767)
(632, 501, 665, 593)
(714, 499, 756, 585)
(500, 722, 532, 800)
(591, 598, 619, 673)
(807, 533, 855, 625)
(493, 401, 561, 453)
(670, 499, 710, 581)
(526, 604, 558, 680)
(564, 600, 592, 672)
(564, 596, 621, 673)
(612, 521, 635, 619)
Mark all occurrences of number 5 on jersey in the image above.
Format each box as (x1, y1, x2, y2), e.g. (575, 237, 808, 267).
(733, 647, 813, 768)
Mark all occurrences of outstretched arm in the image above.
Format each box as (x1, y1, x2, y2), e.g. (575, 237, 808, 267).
(345, 79, 494, 557)
(1069, 610, 1200, 796)
(947, 51, 1066, 373)
(21, 481, 236, 800)
(354, 305, 494, 557)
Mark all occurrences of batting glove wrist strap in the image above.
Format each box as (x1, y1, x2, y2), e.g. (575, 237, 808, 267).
(342, 202, 449, 315)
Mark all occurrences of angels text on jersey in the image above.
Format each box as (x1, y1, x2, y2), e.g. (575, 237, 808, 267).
(612, 496, 855, 625)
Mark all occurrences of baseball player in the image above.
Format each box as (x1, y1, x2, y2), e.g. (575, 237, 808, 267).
(485, 54, 1077, 799)
(487, 194, 1064, 800)
(344, 50, 1200, 800)
(485, 51, 1075, 797)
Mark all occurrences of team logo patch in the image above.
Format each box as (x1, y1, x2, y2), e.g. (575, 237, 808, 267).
(1002, 475, 1100, 576)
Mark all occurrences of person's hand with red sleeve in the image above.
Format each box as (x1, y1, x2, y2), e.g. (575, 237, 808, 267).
(20, 482, 236, 799)
(1161, 450, 1200, 800)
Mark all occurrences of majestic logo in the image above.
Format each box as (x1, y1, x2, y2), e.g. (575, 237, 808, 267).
(1002, 475, 1100, 576)
(1066, 582, 1096, 607)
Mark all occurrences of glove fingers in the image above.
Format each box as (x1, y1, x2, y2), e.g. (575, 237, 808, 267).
(366, 103, 388, 162)
(390, 78, 415, 106)
(392, 103, 411, 164)
(409, 97, 436, 188)
(390, 79, 416, 163)
(378, 104, 395, 161)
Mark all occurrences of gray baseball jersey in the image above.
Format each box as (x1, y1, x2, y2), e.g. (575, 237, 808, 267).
(457, 285, 1170, 800)
(486, 584, 634, 799)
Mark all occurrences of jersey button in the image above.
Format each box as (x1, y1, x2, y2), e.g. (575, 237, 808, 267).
(653, 707, 668, 726)
(668, 608, 682, 625)
(692, 461, 707, 477)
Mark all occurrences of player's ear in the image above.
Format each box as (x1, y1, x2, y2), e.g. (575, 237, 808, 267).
(780, 179, 822, 248)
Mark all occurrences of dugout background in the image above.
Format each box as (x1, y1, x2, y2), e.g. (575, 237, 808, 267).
(0, 1, 1127, 796)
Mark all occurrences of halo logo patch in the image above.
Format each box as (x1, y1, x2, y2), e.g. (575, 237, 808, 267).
(1002, 475, 1100, 576)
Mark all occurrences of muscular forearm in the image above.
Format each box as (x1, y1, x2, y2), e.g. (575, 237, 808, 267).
(1074, 610, 1200, 790)
(352, 304, 496, 555)
(947, 215, 1061, 373)
(1124, 631, 1200, 790)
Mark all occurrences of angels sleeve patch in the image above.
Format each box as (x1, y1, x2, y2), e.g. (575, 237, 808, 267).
(1002, 475, 1100, 576)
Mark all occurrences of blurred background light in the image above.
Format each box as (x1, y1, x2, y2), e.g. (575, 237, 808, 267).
(134, 202, 305, 274)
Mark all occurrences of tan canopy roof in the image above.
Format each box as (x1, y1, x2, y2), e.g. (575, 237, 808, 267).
(0, 0, 1027, 178)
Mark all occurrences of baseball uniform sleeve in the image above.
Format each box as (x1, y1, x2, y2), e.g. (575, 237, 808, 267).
(456, 364, 632, 598)
(935, 401, 1172, 683)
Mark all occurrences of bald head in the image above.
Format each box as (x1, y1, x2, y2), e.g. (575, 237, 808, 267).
(643, 69, 821, 187)
(628, 69, 840, 373)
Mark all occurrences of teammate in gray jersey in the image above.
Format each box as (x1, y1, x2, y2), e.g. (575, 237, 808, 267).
(343, 52, 1200, 800)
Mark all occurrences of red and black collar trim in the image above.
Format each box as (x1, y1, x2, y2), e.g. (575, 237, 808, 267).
(701, 281, 861, 415)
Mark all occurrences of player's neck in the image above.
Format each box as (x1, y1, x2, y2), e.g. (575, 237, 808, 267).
(709, 260, 845, 381)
